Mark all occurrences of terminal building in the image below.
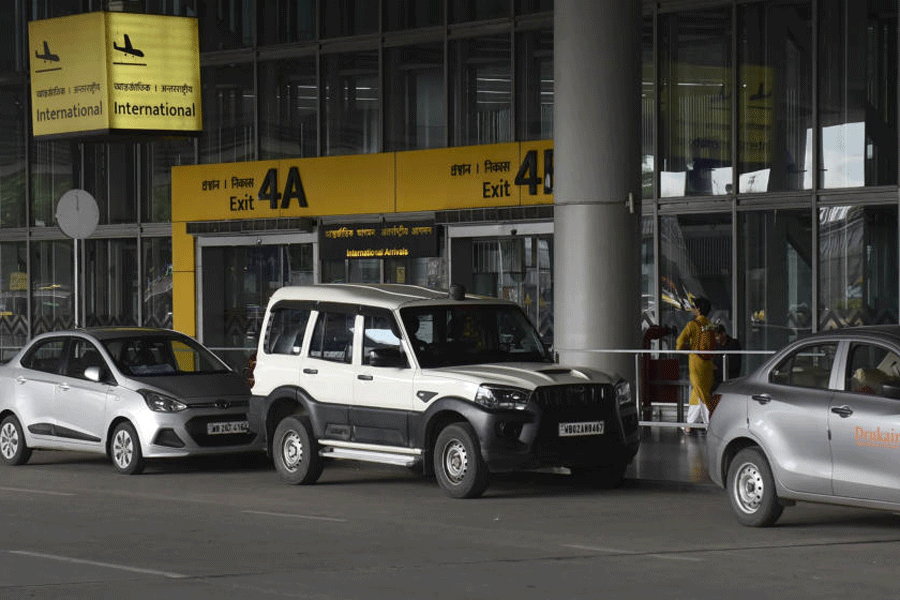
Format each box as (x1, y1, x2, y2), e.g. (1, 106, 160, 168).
(0, 0, 896, 378)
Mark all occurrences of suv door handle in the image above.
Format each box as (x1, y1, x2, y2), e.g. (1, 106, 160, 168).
(357, 374, 373, 381)
(831, 405, 853, 418)
(303, 368, 318, 375)
(751, 394, 772, 404)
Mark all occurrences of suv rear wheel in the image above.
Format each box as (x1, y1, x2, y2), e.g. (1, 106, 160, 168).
(273, 415, 323, 485)
(434, 422, 489, 499)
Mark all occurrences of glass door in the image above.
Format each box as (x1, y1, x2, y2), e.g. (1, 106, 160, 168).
(199, 235, 315, 370)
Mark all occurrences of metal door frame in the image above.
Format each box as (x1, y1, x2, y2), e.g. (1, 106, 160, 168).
(195, 232, 319, 345)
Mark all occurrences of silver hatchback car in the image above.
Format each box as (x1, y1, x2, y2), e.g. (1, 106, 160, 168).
(0, 328, 262, 474)
(708, 325, 900, 526)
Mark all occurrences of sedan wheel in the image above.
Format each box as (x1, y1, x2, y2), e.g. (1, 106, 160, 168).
(727, 447, 784, 527)
(111, 422, 145, 475)
(0, 415, 32, 466)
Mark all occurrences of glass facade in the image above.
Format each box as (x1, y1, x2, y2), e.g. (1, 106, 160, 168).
(0, 0, 897, 359)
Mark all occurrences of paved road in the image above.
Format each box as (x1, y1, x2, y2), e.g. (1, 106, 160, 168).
(1, 448, 899, 600)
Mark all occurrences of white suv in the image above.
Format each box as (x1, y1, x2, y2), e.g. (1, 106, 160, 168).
(249, 284, 639, 498)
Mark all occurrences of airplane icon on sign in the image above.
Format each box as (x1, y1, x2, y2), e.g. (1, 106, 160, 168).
(35, 40, 59, 62)
(113, 34, 144, 58)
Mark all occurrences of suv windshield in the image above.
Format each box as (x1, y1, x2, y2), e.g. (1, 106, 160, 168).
(103, 335, 230, 376)
(400, 303, 551, 368)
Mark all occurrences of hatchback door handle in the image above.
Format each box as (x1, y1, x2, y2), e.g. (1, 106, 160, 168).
(15, 376, 26, 384)
(58, 383, 70, 391)
(357, 374, 373, 381)
(751, 394, 771, 404)
(302, 368, 318, 375)
(831, 405, 853, 418)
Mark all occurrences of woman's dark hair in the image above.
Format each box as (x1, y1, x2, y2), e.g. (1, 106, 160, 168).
(693, 296, 711, 316)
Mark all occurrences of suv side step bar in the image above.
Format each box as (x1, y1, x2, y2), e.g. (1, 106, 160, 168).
(319, 440, 422, 468)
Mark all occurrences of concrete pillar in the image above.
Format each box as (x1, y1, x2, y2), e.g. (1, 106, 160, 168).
(553, 0, 643, 380)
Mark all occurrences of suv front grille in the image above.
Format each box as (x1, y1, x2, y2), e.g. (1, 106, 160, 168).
(533, 384, 609, 409)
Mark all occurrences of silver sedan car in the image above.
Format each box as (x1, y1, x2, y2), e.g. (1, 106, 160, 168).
(708, 325, 900, 526)
(0, 328, 263, 474)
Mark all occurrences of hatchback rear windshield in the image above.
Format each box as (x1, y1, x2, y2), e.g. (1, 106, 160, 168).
(103, 335, 230, 376)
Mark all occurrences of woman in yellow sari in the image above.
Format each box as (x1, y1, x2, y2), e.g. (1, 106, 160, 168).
(676, 297, 715, 433)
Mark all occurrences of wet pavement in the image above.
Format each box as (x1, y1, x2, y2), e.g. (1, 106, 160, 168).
(626, 426, 713, 485)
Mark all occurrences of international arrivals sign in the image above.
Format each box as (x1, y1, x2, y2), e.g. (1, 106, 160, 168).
(28, 12, 202, 138)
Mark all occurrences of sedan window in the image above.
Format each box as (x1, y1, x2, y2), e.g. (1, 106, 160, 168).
(846, 343, 900, 396)
(64, 339, 108, 380)
(769, 343, 837, 389)
(20, 338, 67, 374)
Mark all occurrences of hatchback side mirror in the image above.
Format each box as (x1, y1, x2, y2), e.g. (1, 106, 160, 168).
(369, 347, 407, 368)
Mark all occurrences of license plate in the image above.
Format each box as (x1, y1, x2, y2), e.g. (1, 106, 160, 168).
(558, 421, 604, 437)
(207, 421, 249, 435)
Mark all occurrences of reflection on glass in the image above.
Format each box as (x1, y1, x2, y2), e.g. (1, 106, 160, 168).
(450, 0, 508, 23)
(818, 205, 898, 329)
(143, 237, 172, 329)
(641, 17, 654, 199)
(198, 0, 253, 51)
(260, 58, 318, 159)
(259, 0, 315, 44)
(0, 87, 26, 227)
(31, 141, 74, 228)
(641, 217, 656, 327)
(818, 0, 897, 188)
(516, 29, 553, 141)
(740, 210, 812, 373)
(450, 36, 511, 146)
(84, 239, 138, 327)
(84, 142, 137, 225)
(385, 0, 442, 30)
(323, 51, 379, 156)
(31, 240, 74, 334)
(385, 257, 448, 290)
(0, 242, 28, 356)
(322, 0, 378, 37)
(384, 44, 444, 151)
(659, 214, 732, 334)
(738, 2, 812, 193)
(200, 64, 255, 164)
(659, 9, 732, 197)
(144, 138, 194, 223)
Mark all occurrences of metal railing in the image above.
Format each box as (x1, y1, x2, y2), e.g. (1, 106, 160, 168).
(559, 348, 776, 429)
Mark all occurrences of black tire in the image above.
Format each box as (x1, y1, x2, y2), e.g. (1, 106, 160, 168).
(571, 462, 628, 489)
(433, 422, 489, 499)
(273, 415, 323, 485)
(0, 415, 32, 466)
(727, 447, 784, 527)
(110, 422, 145, 475)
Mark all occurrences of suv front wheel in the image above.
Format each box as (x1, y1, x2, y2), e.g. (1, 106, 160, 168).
(434, 422, 489, 499)
(273, 415, 323, 485)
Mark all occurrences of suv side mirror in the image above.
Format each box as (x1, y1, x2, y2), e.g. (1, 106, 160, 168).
(369, 347, 407, 368)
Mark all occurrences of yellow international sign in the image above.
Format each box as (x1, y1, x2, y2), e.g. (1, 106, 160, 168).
(29, 12, 201, 138)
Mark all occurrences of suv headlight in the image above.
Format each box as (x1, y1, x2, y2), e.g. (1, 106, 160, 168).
(615, 380, 632, 408)
(474, 385, 531, 410)
(140, 390, 188, 413)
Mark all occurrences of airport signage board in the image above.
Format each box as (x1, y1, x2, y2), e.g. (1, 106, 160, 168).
(29, 12, 201, 138)
(319, 220, 438, 260)
(172, 142, 553, 222)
